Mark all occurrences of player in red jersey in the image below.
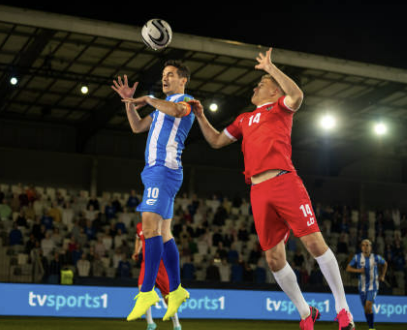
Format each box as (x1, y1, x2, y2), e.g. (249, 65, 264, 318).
(133, 222, 181, 330)
(188, 48, 355, 330)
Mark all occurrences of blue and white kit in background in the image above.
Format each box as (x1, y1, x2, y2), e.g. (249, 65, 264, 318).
(348, 252, 386, 304)
(136, 93, 194, 219)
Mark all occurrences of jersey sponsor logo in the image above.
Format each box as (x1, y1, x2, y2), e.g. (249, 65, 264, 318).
(146, 199, 157, 206)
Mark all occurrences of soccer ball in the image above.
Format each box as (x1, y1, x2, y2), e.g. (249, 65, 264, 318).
(141, 19, 172, 50)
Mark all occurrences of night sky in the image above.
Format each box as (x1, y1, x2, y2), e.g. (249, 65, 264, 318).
(1, 2, 407, 69)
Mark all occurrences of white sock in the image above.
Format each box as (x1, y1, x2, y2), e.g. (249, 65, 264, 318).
(272, 263, 310, 319)
(315, 248, 349, 314)
(146, 307, 154, 324)
(172, 313, 180, 327)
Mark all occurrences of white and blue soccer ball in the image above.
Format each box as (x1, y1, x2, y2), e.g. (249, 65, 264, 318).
(141, 19, 172, 50)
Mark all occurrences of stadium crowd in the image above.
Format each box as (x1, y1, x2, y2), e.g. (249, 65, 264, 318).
(0, 183, 406, 294)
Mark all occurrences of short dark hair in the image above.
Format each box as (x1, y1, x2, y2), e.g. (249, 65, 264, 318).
(164, 60, 190, 83)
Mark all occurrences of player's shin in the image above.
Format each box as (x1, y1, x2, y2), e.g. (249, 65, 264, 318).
(163, 238, 181, 291)
(141, 236, 164, 292)
(315, 248, 349, 313)
(272, 263, 310, 319)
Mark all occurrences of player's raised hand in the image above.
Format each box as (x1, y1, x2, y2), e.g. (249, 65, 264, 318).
(111, 74, 138, 99)
(188, 100, 204, 118)
(255, 47, 273, 72)
(122, 96, 149, 111)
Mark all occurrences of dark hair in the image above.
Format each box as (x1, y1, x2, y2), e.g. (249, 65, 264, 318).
(164, 60, 190, 83)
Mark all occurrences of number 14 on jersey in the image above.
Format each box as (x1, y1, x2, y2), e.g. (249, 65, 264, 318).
(300, 204, 315, 226)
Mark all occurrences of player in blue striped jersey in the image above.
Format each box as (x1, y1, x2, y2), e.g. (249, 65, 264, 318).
(112, 60, 194, 326)
(346, 239, 387, 330)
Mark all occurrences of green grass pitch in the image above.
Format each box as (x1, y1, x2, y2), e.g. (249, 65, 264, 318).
(1, 318, 406, 330)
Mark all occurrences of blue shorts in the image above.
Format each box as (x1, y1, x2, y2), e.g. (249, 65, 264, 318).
(136, 165, 182, 219)
(360, 290, 377, 305)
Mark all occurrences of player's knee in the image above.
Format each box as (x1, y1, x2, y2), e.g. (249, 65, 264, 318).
(266, 253, 285, 272)
(142, 227, 161, 238)
(365, 302, 373, 314)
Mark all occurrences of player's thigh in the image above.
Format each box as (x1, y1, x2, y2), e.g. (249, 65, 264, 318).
(365, 300, 373, 313)
(161, 217, 173, 242)
(272, 172, 320, 238)
(142, 211, 163, 238)
(250, 181, 290, 251)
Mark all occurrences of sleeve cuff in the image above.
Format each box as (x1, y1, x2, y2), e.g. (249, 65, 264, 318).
(223, 128, 237, 141)
(283, 97, 296, 112)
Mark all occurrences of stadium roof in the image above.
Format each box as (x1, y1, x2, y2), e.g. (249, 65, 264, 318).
(0, 5, 406, 171)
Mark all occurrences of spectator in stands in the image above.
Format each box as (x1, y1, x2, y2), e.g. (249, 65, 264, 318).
(84, 219, 96, 241)
(51, 227, 63, 247)
(206, 259, 220, 281)
(84, 204, 97, 222)
(248, 242, 262, 265)
(337, 233, 349, 254)
(118, 254, 131, 278)
(77, 228, 88, 248)
(41, 231, 55, 257)
(218, 258, 231, 282)
(255, 259, 267, 283)
(25, 233, 37, 255)
(9, 222, 23, 245)
(112, 247, 123, 268)
(237, 222, 249, 242)
(92, 255, 105, 277)
(48, 201, 62, 226)
(48, 252, 61, 284)
(216, 241, 228, 260)
(212, 227, 223, 247)
(61, 201, 74, 230)
(15, 209, 28, 228)
(126, 189, 140, 211)
(95, 237, 106, 258)
(105, 201, 116, 220)
(213, 205, 227, 226)
(41, 211, 53, 231)
(0, 199, 12, 220)
(77, 253, 91, 277)
(227, 242, 239, 265)
(102, 228, 113, 250)
(182, 255, 195, 281)
(87, 195, 100, 211)
(231, 260, 243, 282)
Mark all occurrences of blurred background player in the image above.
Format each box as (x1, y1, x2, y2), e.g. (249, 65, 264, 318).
(112, 60, 193, 321)
(347, 239, 388, 330)
(188, 47, 355, 330)
(134, 222, 181, 330)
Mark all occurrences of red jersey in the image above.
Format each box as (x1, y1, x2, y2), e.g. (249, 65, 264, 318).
(225, 96, 296, 184)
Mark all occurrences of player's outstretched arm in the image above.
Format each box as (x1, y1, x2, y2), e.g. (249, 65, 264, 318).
(111, 75, 152, 133)
(188, 100, 235, 149)
(255, 48, 304, 111)
(346, 264, 364, 274)
(123, 96, 190, 118)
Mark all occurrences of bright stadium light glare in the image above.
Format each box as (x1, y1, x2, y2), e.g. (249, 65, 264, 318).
(320, 114, 336, 130)
(374, 122, 387, 136)
(209, 103, 218, 112)
(81, 85, 89, 94)
(10, 77, 18, 85)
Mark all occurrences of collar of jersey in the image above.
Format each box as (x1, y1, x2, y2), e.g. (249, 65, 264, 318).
(166, 93, 184, 101)
(257, 101, 275, 109)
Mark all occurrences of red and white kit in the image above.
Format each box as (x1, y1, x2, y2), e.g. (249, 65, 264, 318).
(136, 222, 170, 296)
(225, 96, 320, 251)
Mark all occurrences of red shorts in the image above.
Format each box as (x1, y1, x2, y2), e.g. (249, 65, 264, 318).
(138, 260, 170, 296)
(250, 172, 320, 251)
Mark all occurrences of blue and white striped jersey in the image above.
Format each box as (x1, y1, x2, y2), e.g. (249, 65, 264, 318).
(145, 93, 194, 172)
(349, 253, 386, 292)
